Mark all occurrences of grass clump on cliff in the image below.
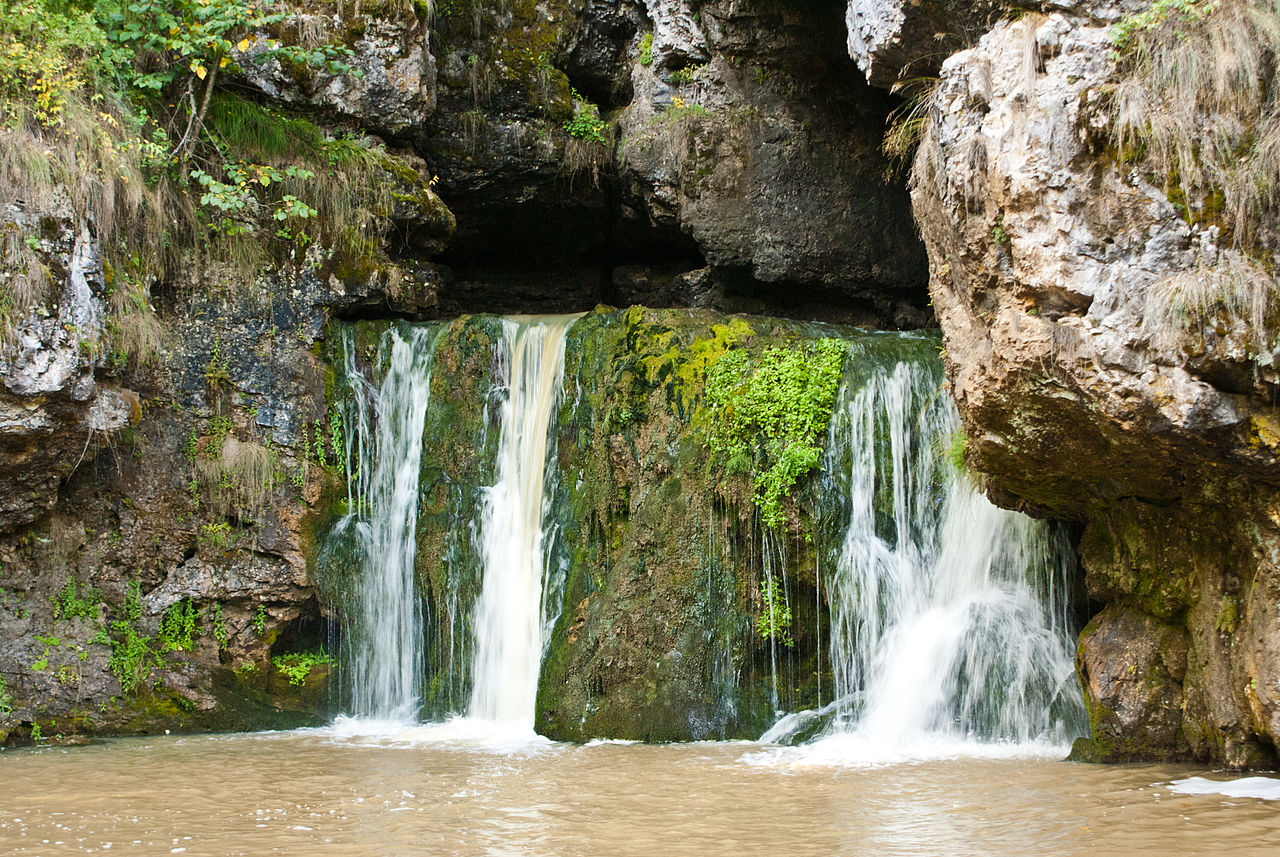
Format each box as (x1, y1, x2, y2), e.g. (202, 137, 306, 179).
(706, 338, 846, 530)
(1109, 0, 1280, 356)
(1109, 0, 1280, 246)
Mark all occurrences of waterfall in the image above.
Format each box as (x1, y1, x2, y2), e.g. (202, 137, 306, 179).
(326, 315, 1079, 749)
(326, 316, 574, 732)
(764, 348, 1084, 751)
(467, 317, 575, 726)
(336, 324, 442, 722)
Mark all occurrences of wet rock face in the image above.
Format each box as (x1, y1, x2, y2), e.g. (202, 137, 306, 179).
(290, 0, 930, 324)
(535, 307, 828, 741)
(1073, 606, 1190, 762)
(0, 271, 346, 743)
(906, 7, 1280, 767)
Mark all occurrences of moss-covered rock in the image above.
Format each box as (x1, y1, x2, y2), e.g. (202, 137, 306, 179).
(535, 306, 845, 741)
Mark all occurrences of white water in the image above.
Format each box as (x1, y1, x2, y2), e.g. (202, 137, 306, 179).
(333, 322, 1081, 754)
(468, 316, 576, 728)
(340, 326, 441, 721)
(763, 357, 1084, 755)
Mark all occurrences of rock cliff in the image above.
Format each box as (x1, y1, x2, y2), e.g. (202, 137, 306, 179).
(6, 0, 1277, 767)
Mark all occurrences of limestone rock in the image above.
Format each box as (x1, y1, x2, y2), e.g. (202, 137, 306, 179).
(0, 214, 134, 532)
(844, 0, 1142, 88)
(642, 0, 709, 69)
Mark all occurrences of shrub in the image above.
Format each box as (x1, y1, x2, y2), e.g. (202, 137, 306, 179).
(706, 338, 846, 529)
(563, 90, 610, 145)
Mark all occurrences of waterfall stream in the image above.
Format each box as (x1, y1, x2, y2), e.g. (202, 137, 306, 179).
(335, 325, 442, 722)
(763, 350, 1084, 753)
(331, 317, 574, 731)
(327, 317, 1081, 751)
(468, 316, 576, 727)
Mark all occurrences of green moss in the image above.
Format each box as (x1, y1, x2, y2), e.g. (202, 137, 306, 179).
(534, 308, 850, 742)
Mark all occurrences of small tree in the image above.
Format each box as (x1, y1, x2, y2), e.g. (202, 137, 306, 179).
(103, 0, 354, 164)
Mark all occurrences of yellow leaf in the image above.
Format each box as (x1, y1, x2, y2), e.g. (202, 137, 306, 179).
(194, 64, 207, 80)
(237, 38, 251, 52)
(219, 56, 230, 68)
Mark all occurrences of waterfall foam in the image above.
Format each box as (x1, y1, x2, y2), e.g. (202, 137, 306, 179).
(765, 351, 1085, 758)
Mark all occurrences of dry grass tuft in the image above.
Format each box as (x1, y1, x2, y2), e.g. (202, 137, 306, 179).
(1111, 0, 1280, 246)
(1143, 252, 1279, 353)
(197, 436, 279, 520)
(883, 75, 941, 176)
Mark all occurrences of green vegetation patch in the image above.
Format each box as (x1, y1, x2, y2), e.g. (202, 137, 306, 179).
(706, 338, 846, 529)
(271, 651, 334, 686)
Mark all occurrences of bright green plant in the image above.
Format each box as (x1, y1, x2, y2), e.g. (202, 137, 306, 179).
(52, 578, 99, 621)
(252, 604, 267, 636)
(271, 651, 333, 686)
(670, 62, 706, 84)
(941, 428, 968, 473)
(157, 599, 199, 652)
(706, 338, 846, 529)
(328, 405, 346, 475)
(639, 32, 653, 66)
(199, 521, 235, 549)
(0, 674, 12, 718)
(107, 579, 160, 694)
(563, 90, 609, 145)
(208, 603, 230, 650)
(191, 162, 318, 233)
(1109, 0, 1218, 50)
(756, 576, 793, 647)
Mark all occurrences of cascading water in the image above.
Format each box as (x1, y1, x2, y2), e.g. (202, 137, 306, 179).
(468, 317, 576, 727)
(326, 315, 1079, 751)
(333, 324, 442, 722)
(326, 316, 575, 733)
(764, 343, 1085, 752)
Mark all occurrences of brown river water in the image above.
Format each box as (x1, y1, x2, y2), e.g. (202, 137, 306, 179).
(2, 721, 1279, 857)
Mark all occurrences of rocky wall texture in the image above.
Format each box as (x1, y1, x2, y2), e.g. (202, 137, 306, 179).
(0, 110, 454, 747)
(878, 2, 1280, 767)
(229, 0, 931, 324)
(612, 0, 928, 325)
